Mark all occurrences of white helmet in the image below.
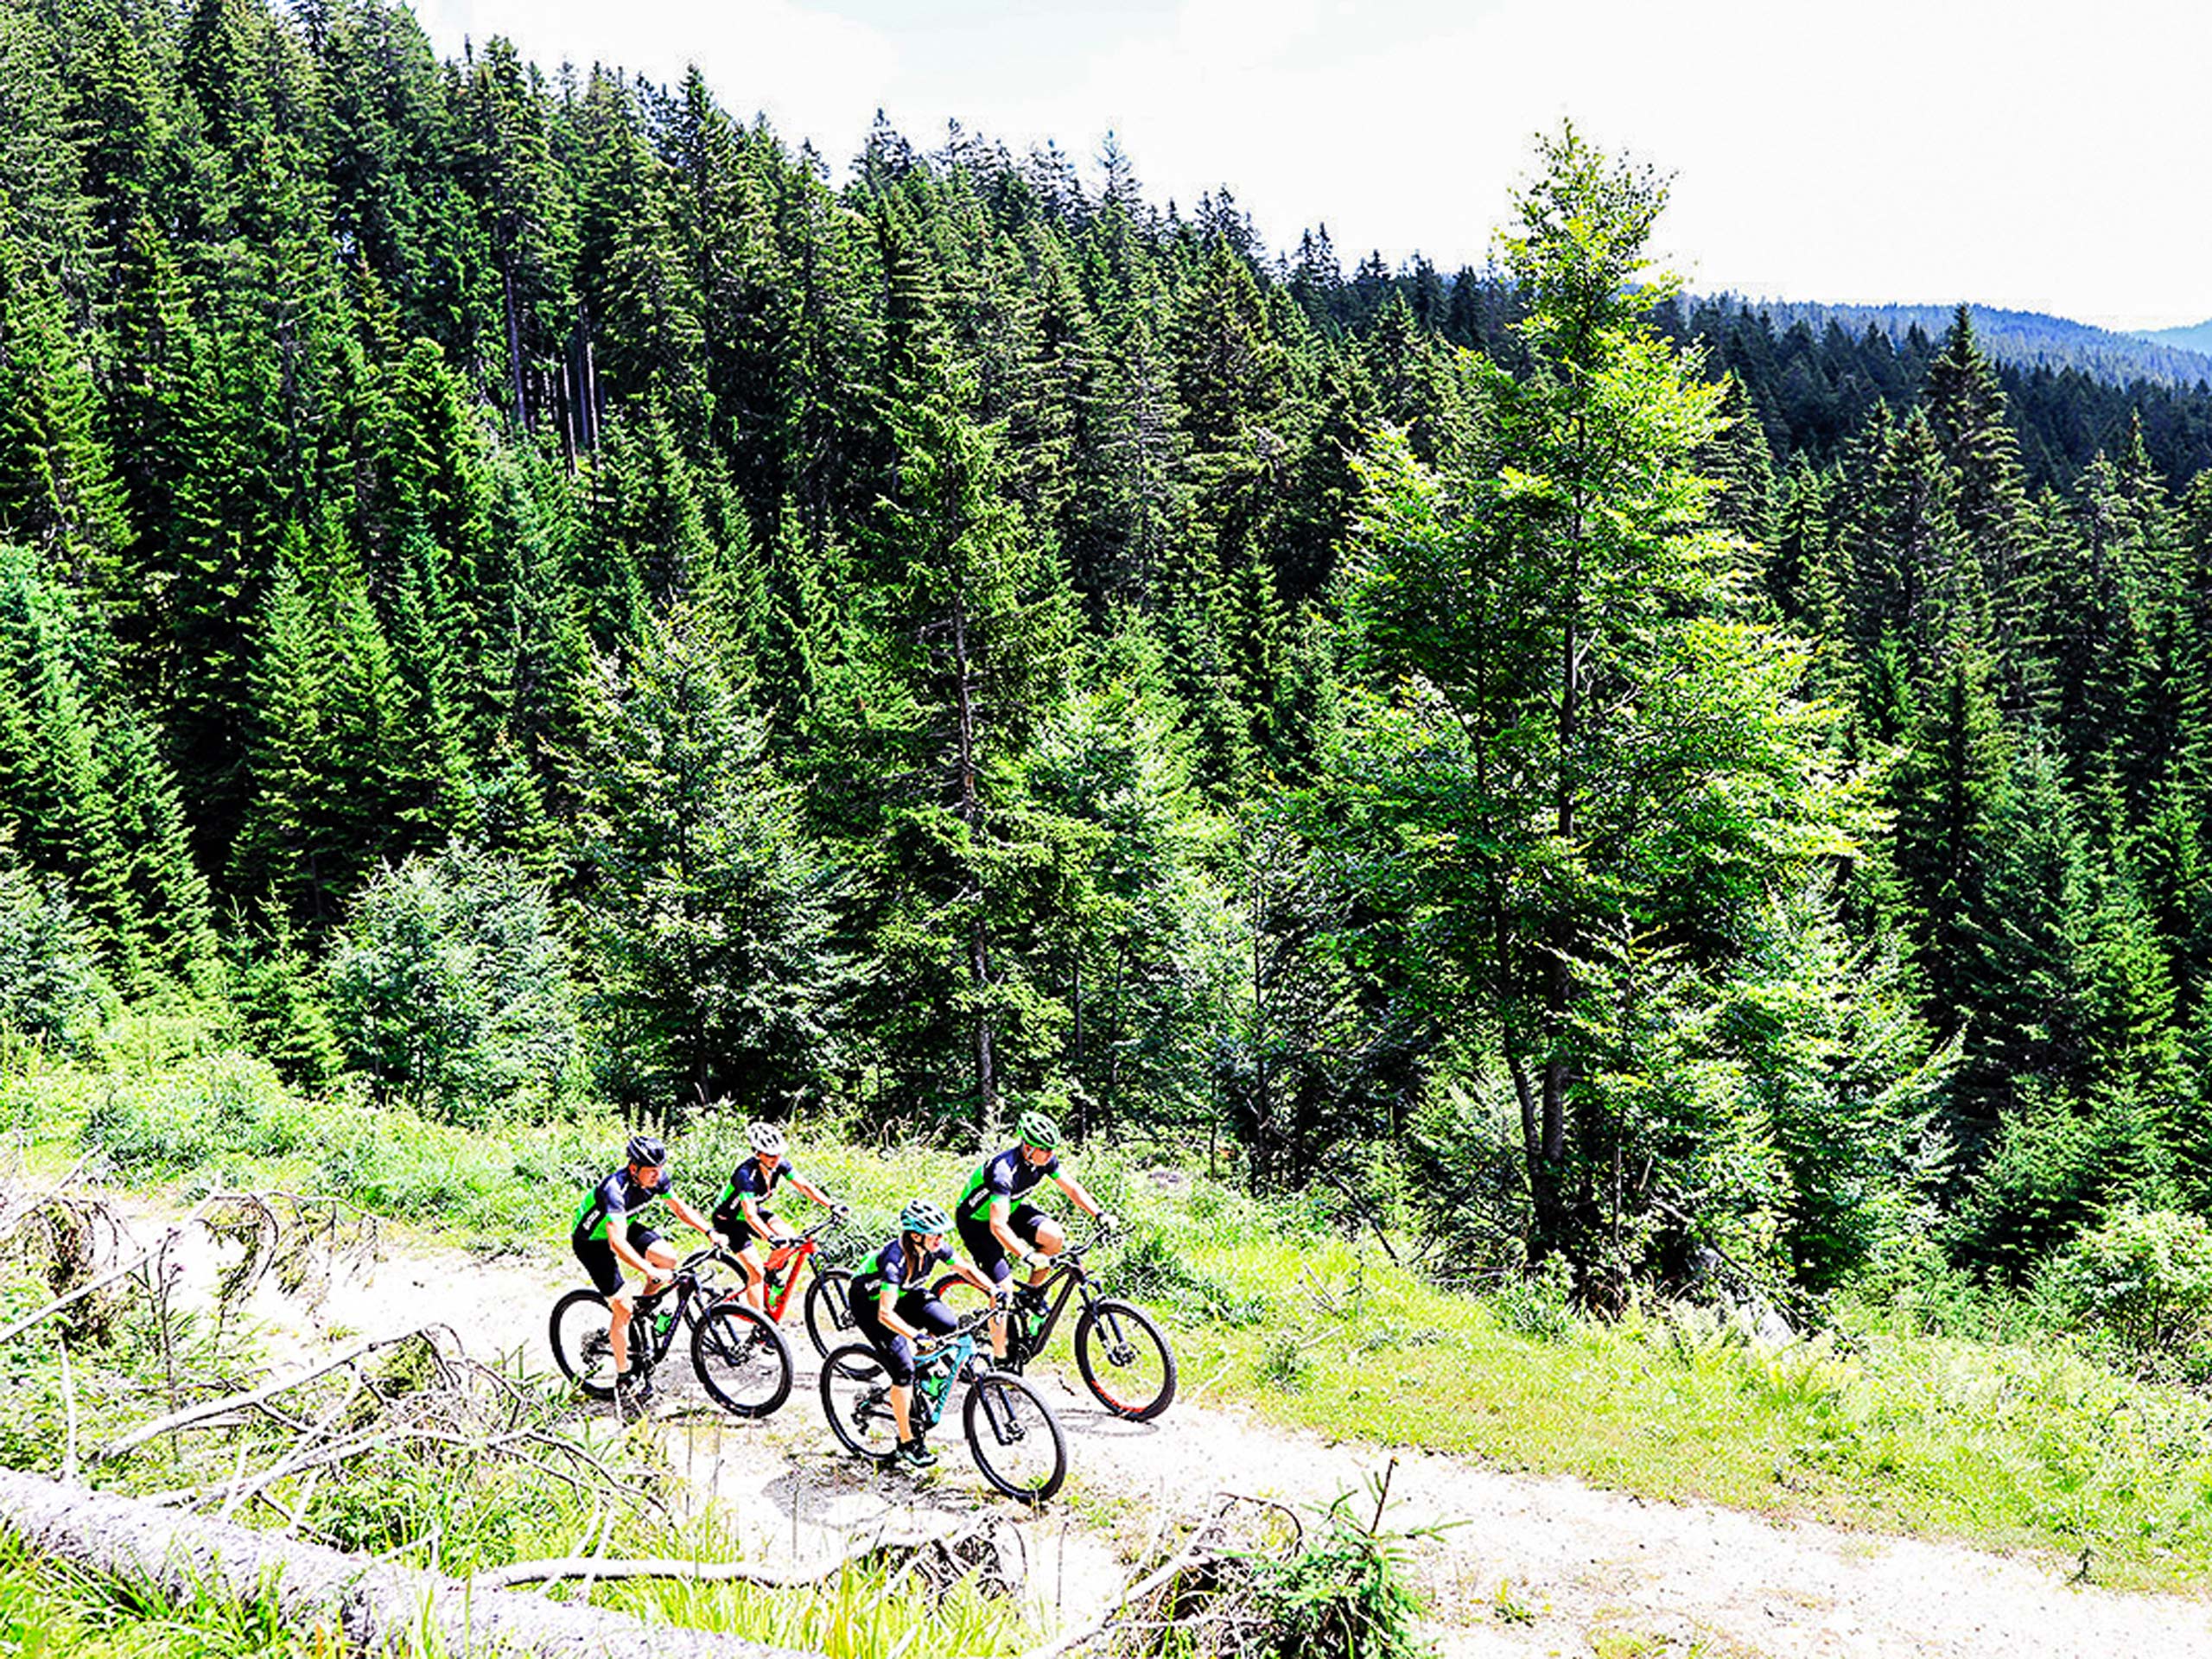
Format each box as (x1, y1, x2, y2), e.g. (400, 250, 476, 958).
(747, 1122, 787, 1156)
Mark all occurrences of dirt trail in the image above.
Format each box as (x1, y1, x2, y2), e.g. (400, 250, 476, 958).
(138, 1211, 2212, 1657)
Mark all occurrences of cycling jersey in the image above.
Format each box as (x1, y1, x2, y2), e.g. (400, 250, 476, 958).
(572, 1166, 677, 1243)
(849, 1235, 953, 1305)
(956, 1147, 1061, 1223)
(714, 1156, 794, 1224)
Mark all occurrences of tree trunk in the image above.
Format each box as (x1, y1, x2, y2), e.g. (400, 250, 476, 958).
(948, 587, 995, 1124)
(500, 258, 527, 429)
(0, 1468, 817, 1659)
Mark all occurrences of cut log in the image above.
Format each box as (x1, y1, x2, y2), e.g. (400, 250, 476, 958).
(0, 1468, 818, 1659)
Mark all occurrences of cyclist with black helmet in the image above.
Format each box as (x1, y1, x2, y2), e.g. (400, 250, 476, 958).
(956, 1110, 1118, 1355)
(712, 1122, 845, 1313)
(849, 1198, 1000, 1468)
(571, 1134, 715, 1393)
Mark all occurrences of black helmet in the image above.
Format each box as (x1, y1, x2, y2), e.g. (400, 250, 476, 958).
(626, 1133, 667, 1167)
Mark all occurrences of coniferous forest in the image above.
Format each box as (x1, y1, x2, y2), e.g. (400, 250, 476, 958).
(10, 0, 2212, 1310)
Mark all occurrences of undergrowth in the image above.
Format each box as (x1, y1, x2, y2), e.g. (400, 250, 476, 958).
(17, 1039, 2212, 1592)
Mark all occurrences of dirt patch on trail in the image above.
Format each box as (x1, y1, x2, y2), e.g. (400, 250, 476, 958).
(110, 1207, 2212, 1656)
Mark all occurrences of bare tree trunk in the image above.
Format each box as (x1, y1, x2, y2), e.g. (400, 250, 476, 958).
(949, 587, 995, 1124)
(0, 1468, 817, 1659)
(1529, 441, 1590, 1263)
(501, 259, 527, 429)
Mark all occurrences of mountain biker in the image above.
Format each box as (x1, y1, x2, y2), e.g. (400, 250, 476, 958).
(849, 1198, 1000, 1469)
(571, 1133, 716, 1396)
(711, 1121, 844, 1313)
(955, 1110, 1118, 1357)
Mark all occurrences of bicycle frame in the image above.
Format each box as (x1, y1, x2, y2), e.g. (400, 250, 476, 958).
(1005, 1239, 1106, 1359)
(911, 1328, 978, 1432)
(753, 1212, 841, 1322)
(632, 1248, 733, 1367)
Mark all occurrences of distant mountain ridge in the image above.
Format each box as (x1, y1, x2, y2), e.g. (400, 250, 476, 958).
(2138, 319, 2212, 359)
(1699, 298, 2212, 389)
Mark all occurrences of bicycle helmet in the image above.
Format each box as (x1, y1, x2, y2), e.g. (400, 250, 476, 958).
(899, 1198, 952, 1236)
(746, 1122, 787, 1156)
(1015, 1110, 1060, 1150)
(626, 1133, 667, 1167)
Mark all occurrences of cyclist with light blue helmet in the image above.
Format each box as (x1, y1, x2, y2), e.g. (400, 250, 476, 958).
(849, 1198, 999, 1468)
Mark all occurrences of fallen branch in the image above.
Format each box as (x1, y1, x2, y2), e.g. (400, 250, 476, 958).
(104, 1330, 450, 1459)
(1016, 1492, 1301, 1659)
(477, 1554, 852, 1592)
(1014, 1537, 1225, 1659)
(0, 1466, 818, 1659)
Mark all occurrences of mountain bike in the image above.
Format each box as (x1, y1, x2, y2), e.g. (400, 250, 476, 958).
(550, 1246, 794, 1418)
(818, 1306, 1067, 1501)
(933, 1231, 1176, 1421)
(740, 1210, 855, 1356)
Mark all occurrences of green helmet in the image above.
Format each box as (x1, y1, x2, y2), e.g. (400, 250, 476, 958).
(900, 1198, 952, 1235)
(1015, 1110, 1060, 1151)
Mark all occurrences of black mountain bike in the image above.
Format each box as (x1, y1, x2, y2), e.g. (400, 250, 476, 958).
(550, 1246, 794, 1418)
(818, 1306, 1066, 1501)
(933, 1232, 1176, 1421)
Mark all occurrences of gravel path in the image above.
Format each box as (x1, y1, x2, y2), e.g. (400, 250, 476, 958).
(138, 1209, 2212, 1656)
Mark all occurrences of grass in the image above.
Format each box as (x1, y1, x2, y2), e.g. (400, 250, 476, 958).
(20, 1038, 2212, 1594)
(0, 1535, 429, 1657)
(585, 1541, 1031, 1658)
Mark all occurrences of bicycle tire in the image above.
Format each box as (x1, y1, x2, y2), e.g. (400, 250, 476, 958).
(691, 1300, 794, 1418)
(550, 1288, 621, 1399)
(804, 1268, 857, 1357)
(963, 1370, 1065, 1502)
(819, 1343, 899, 1460)
(1074, 1298, 1177, 1421)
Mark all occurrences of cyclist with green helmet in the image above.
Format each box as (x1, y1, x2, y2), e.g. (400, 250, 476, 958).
(955, 1110, 1118, 1355)
(571, 1134, 716, 1393)
(711, 1121, 845, 1314)
(849, 1198, 1001, 1468)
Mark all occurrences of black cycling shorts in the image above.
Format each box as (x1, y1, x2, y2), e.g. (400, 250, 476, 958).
(713, 1207, 778, 1252)
(957, 1202, 1047, 1285)
(852, 1287, 957, 1387)
(572, 1221, 664, 1296)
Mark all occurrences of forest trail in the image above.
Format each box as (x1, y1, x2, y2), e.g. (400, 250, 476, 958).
(141, 1211, 2212, 1658)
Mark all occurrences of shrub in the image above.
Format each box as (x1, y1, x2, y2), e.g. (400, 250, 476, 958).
(2041, 1205, 2212, 1368)
(1491, 1255, 1577, 1344)
(1251, 1474, 1433, 1659)
(0, 854, 105, 1051)
(327, 845, 580, 1124)
(83, 1052, 306, 1175)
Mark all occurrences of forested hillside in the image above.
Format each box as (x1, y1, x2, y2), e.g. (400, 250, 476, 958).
(7, 0, 2212, 1311)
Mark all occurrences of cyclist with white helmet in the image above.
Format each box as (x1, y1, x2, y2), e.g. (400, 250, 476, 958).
(849, 1198, 1000, 1468)
(956, 1110, 1118, 1356)
(571, 1133, 716, 1394)
(711, 1121, 844, 1313)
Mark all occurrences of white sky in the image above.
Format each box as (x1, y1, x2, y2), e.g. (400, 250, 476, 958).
(408, 0, 2212, 334)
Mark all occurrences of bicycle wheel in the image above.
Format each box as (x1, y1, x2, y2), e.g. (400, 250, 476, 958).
(819, 1344, 899, 1460)
(804, 1268, 858, 1357)
(963, 1371, 1065, 1502)
(691, 1300, 793, 1418)
(550, 1288, 621, 1400)
(1074, 1299, 1177, 1421)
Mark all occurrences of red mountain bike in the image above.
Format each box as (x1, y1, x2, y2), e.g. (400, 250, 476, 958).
(749, 1209, 855, 1353)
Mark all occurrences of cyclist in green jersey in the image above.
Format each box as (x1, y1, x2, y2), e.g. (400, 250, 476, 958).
(955, 1110, 1118, 1359)
(850, 1198, 1001, 1467)
(570, 1134, 716, 1392)
(710, 1121, 844, 1313)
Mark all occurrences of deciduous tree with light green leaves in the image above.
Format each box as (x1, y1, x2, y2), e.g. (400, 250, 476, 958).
(1332, 126, 1933, 1281)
